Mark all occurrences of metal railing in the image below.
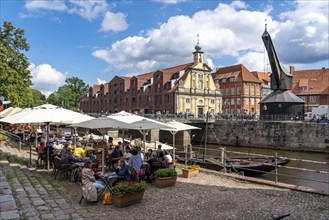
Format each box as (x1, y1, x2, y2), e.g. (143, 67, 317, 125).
(178, 145, 329, 194)
(0, 129, 22, 150)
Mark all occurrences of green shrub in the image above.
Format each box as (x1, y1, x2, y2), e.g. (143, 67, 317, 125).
(112, 181, 147, 196)
(182, 164, 200, 170)
(154, 168, 177, 177)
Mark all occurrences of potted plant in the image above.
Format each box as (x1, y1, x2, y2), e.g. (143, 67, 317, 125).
(111, 181, 147, 208)
(154, 168, 177, 188)
(181, 164, 200, 178)
(0, 134, 6, 145)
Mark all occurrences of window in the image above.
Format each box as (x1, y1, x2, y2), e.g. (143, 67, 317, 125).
(198, 80, 203, 89)
(237, 98, 241, 105)
(231, 88, 235, 95)
(198, 74, 203, 78)
(231, 99, 235, 105)
(237, 87, 241, 95)
(256, 87, 260, 95)
(310, 96, 316, 103)
(225, 88, 229, 95)
(186, 98, 190, 103)
(186, 109, 190, 113)
(245, 98, 249, 104)
(299, 86, 307, 91)
(250, 87, 254, 95)
(222, 79, 227, 83)
(229, 77, 235, 82)
(211, 99, 215, 104)
(251, 98, 254, 105)
(245, 87, 249, 95)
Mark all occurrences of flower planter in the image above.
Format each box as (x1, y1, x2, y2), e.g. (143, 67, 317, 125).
(112, 192, 144, 208)
(155, 176, 177, 188)
(181, 168, 199, 178)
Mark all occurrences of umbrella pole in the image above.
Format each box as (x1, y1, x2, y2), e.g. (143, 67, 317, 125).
(102, 148, 105, 175)
(46, 123, 50, 170)
(172, 132, 176, 159)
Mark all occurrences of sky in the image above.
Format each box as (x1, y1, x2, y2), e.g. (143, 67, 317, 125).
(1, 0, 328, 96)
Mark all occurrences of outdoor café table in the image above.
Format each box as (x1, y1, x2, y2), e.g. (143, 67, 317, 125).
(98, 173, 123, 199)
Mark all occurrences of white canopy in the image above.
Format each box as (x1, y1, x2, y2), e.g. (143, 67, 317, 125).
(145, 141, 173, 150)
(162, 120, 201, 158)
(72, 117, 128, 130)
(33, 104, 59, 109)
(0, 107, 23, 119)
(108, 110, 164, 125)
(0, 107, 94, 124)
(162, 120, 201, 132)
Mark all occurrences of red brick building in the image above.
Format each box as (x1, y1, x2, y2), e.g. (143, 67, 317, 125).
(80, 45, 222, 115)
(213, 64, 262, 115)
(291, 67, 329, 112)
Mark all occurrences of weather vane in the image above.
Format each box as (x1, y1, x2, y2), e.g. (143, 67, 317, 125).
(197, 33, 200, 44)
(265, 19, 267, 30)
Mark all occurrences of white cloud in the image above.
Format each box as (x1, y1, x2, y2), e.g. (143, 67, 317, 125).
(236, 51, 269, 72)
(152, 0, 188, 4)
(92, 1, 328, 74)
(206, 59, 214, 70)
(68, 0, 108, 21)
(99, 11, 128, 32)
(25, 0, 68, 11)
(274, 1, 329, 64)
(96, 78, 107, 85)
(29, 63, 66, 95)
(92, 2, 272, 73)
(51, 17, 63, 24)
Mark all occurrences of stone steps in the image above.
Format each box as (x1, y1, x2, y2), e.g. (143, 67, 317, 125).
(0, 146, 83, 220)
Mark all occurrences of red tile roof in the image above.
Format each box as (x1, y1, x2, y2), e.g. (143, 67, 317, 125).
(251, 71, 271, 85)
(292, 68, 329, 95)
(214, 64, 262, 84)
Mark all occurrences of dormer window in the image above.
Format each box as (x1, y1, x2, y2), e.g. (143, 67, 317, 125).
(299, 86, 307, 91)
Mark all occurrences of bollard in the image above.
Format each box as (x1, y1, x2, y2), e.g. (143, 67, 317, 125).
(275, 152, 278, 183)
(184, 145, 187, 166)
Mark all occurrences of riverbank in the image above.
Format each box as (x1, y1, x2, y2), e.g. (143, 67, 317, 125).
(191, 120, 329, 153)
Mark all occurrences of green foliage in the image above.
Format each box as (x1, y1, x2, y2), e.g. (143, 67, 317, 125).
(154, 168, 177, 177)
(0, 134, 7, 141)
(47, 77, 89, 110)
(182, 164, 200, 170)
(30, 89, 46, 107)
(0, 21, 32, 107)
(112, 181, 147, 196)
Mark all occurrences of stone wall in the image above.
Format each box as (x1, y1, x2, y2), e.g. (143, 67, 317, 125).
(191, 120, 329, 153)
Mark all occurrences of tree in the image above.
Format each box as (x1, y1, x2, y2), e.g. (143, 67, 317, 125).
(30, 89, 46, 107)
(0, 21, 32, 107)
(47, 77, 89, 110)
(65, 77, 89, 110)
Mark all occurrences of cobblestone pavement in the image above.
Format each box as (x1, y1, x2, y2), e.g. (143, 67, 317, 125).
(1, 144, 328, 220)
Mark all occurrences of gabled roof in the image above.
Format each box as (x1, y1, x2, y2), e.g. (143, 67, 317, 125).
(92, 85, 100, 95)
(291, 68, 329, 95)
(251, 71, 271, 85)
(214, 64, 262, 84)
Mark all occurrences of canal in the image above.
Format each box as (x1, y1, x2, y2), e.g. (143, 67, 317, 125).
(192, 143, 329, 194)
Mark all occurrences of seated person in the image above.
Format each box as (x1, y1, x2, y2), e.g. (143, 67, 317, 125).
(86, 150, 96, 162)
(164, 150, 173, 163)
(36, 142, 46, 164)
(73, 143, 86, 157)
(146, 149, 155, 160)
(60, 148, 80, 171)
(111, 145, 123, 168)
(128, 150, 143, 174)
(115, 159, 131, 181)
(156, 144, 163, 157)
(53, 139, 64, 150)
(137, 147, 144, 161)
(123, 146, 132, 164)
(81, 159, 104, 202)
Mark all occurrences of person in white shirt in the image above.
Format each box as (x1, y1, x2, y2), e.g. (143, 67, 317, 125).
(123, 146, 132, 164)
(164, 150, 172, 163)
(53, 140, 63, 150)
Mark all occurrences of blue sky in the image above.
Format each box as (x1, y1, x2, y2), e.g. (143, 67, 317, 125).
(1, 0, 328, 96)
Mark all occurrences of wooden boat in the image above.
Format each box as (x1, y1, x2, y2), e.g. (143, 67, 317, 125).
(225, 157, 290, 176)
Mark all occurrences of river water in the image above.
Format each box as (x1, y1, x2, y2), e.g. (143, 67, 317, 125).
(193, 144, 329, 194)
